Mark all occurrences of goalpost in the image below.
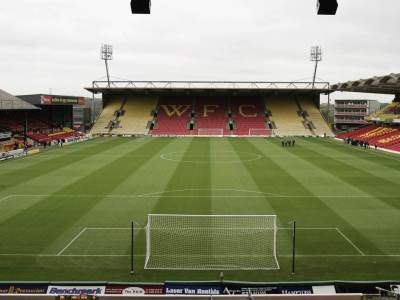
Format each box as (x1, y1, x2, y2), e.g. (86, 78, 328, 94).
(248, 128, 273, 136)
(197, 128, 224, 136)
(144, 214, 280, 270)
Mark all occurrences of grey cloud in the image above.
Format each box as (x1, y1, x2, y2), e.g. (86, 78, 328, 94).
(0, 0, 398, 102)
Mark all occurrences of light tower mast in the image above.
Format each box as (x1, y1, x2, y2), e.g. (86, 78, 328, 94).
(310, 46, 322, 89)
(100, 44, 113, 87)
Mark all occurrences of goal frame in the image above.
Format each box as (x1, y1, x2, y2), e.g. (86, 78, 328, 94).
(197, 128, 224, 136)
(248, 128, 272, 136)
(144, 214, 280, 270)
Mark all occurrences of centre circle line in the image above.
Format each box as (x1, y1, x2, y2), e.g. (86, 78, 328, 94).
(159, 151, 262, 164)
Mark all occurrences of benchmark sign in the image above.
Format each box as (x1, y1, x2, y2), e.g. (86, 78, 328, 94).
(41, 95, 85, 106)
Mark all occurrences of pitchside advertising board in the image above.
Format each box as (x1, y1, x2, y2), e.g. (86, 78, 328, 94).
(0, 284, 48, 294)
(47, 286, 105, 296)
(0, 132, 12, 140)
(41, 95, 85, 106)
(46, 285, 164, 296)
(163, 282, 336, 295)
(105, 284, 164, 295)
(1, 282, 398, 295)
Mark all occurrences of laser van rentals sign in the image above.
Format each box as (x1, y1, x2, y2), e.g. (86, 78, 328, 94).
(164, 283, 222, 295)
(47, 286, 105, 295)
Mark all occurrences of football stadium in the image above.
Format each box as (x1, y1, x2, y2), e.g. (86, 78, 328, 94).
(0, 0, 400, 299)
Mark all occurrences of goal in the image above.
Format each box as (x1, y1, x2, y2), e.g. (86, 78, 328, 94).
(248, 128, 272, 136)
(197, 128, 224, 136)
(144, 214, 279, 270)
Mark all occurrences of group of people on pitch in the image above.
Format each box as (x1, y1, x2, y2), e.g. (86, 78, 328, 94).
(281, 138, 296, 147)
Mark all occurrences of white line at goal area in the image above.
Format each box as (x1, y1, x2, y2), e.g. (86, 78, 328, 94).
(248, 128, 272, 136)
(0, 226, 373, 258)
(197, 128, 224, 136)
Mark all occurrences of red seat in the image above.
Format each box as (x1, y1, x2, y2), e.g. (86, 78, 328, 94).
(151, 97, 191, 135)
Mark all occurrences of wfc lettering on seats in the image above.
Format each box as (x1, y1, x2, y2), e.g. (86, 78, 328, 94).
(160, 104, 259, 117)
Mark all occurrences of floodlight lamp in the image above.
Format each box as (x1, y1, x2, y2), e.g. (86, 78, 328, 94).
(311, 46, 322, 62)
(100, 44, 113, 61)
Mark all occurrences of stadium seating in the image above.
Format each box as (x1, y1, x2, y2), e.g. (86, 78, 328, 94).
(112, 96, 157, 135)
(89, 96, 333, 137)
(151, 97, 191, 135)
(299, 98, 334, 136)
(368, 102, 400, 120)
(231, 97, 270, 136)
(195, 98, 230, 135)
(266, 97, 310, 136)
(0, 138, 25, 152)
(90, 97, 124, 134)
(0, 111, 51, 132)
(337, 124, 400, 152)
(336, 124, 377, 139)
(28, 128, 78, 143)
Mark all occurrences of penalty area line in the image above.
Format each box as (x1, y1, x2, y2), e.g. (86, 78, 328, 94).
(335, 228, 365, 256)
(0, 194, 13, 203)
(86, 227, 144, 230)
(57, 227, 88, 256)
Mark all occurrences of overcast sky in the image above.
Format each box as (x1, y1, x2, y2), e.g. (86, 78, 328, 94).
(0, 0, 398, 102)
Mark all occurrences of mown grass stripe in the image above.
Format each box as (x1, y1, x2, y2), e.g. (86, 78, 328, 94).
(303, 138, 400, 181)
(0, 138, 172, 255)
(0, 137, 129, 192)
(248, 138, 385, 256)
(150, 138, 212, 215)
(296, 139, 400, 209)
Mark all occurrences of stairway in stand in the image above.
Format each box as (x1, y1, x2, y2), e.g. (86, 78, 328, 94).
(112, 96, 157, 135)
(299, 97, 334, 137)
(266, 97, 310, 136)
(90, 97, 124, 135)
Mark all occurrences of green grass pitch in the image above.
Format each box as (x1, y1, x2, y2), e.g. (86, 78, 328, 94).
(0, 137, 399, 282)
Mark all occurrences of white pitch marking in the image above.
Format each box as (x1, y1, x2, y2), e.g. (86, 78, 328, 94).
(1, 253, 400, 258)
(57, 227, 88, 256)
(335, 228, 365, 256)
(6, 194, 400, 199)
(0, 194, 13, 203)
(86, 227, 144, 230)
(133, 188, 282, 198)
(279, 227, 337, 230)
(327, 138, 400, 161)
(160, 151, 262, 164)
(86, 227, 336, 231)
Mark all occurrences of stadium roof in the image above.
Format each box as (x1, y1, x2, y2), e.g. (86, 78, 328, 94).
(332, 73, 400, 95)
(86, 80, 331, 95)
(0, 89, 39, 110)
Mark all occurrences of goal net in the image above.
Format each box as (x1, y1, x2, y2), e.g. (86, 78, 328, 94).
(197, 128, 224, 136)
(248, 128, 272, 136)
(144, 214, 279, 270)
